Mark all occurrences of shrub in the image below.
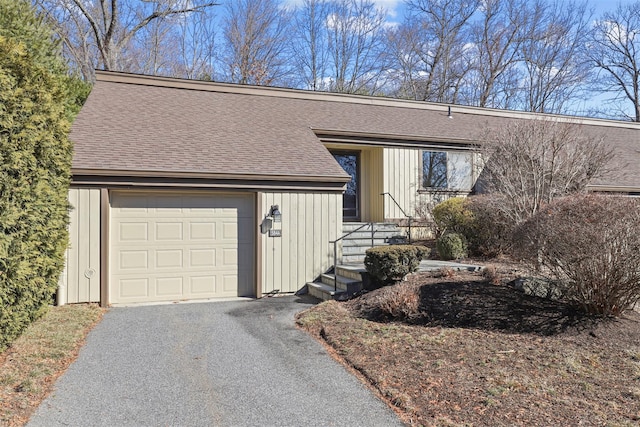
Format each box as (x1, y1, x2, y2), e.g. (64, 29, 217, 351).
(431, 197, 473, 236)
(478, 119, 613, 224)
(0, 0, 74, 351)
(482, 264, 501, 285)
(430, 195, 514, 258)
(364, 245, 430, 284)
(434, 266, 456, 279)
(436, 233, 467, 260)
(465, 195, 514, 257)
(373, 282, 420, 320)
(513, 194, 640, 316)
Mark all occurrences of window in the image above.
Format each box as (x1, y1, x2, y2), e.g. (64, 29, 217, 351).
(422, 151, 448, 189)
(421, 150, 473, 191)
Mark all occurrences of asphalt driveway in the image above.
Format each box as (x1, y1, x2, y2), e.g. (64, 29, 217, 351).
(27, 296, 404, 427)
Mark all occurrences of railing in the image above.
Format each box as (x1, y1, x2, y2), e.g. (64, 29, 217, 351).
(329, 222, 374, 292)
(381, 192, 413, 244)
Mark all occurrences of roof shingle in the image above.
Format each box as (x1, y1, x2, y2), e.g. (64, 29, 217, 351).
(70, 71, 640, 190)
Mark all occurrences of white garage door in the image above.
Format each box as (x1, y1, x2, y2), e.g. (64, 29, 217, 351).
(110, 191, 254, 304)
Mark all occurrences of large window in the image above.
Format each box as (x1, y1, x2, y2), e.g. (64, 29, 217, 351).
(422, 150, 473, 191)
(422, 151, 448, 189)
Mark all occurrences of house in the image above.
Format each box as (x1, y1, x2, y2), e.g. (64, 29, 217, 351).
(58, 70, 640, 306)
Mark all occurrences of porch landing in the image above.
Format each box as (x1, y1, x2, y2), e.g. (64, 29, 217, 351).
(341, 259, 483, 275)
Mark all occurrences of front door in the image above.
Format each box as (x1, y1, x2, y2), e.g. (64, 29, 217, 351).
(332, 151, 360, 221)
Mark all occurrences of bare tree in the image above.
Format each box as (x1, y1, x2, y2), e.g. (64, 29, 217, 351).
(586, 1, 640, 121)
(290, 0, 331, 90)
(174, 9, 217, 80)
(386, 0, 593, 112)
(516, 0, 592, 114)
(383, 21, 433, 99)
(388, 0, 479, 102)
(324, 0, 388, 94)
(35, 0, 218, 81)
(465, 0, 526, 108)
(36, 0, 100, 80)
(221, 0, 292, 86)
(126, 15, 178, 76)
(478, 119, 614, 224)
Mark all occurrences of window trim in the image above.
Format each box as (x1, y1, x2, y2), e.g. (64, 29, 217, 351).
(420, 150, 448, 190)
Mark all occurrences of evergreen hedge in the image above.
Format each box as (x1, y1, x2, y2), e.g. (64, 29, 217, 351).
(436, 232, 468, 261)
(0, 0, 74, 351)
(364, 245, 430, 285)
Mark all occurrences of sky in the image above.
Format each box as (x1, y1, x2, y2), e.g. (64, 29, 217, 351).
(277, 0, 638, 117)
(281, 0, 637, 25)
(285, 0, 640, 23)
(588, 0, 636, 15)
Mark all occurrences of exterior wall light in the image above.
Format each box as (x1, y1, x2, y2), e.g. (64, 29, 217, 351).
(269, 205, 282, 223)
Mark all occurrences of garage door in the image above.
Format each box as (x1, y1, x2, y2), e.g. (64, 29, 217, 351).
(110, 191, 254, 304)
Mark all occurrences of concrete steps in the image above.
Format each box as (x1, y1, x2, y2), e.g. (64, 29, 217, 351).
(306, 264, 365, 301)
(307, 222, 409, 301)
(340, 222, 407, 264)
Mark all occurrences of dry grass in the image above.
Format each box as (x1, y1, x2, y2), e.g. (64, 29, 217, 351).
(297, 271, 640, 426)
(0, 304, 105, 426)
(354, 281, 420, 321)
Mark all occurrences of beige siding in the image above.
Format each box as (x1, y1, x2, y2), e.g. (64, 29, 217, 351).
(383, 148, 479, 221)
(59, 188, 101, 305)
(383, 147, 421, 219)
(360, 148, 385, 222)
(260, 192, 341, 294)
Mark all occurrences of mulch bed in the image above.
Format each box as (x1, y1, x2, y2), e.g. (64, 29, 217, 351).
(297, 270, 640, 426)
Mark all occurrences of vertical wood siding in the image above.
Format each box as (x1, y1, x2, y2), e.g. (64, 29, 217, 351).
(383, 148, 477, 221)
(59, 188, 101, 304)
(260, 192, 341, 294)
(383, 147, 421, 219)
(361, 148, 384, 222)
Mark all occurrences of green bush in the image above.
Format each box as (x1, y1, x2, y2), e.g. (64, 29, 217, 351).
(364, 245, 430, 284)
(432, 197, 473, 236)
(465, 195, 514, 257)
(436, 233, 468, 260)
(430, 195, 515, 258)
(0, 0, 74, 351)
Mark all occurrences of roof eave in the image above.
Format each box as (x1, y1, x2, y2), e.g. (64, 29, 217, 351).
(71, 168, 351, 183)
(587, 184, 640, 193)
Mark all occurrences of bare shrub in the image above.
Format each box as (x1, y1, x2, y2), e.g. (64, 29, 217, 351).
(374, 282, 420, 320)
(479, 119, 614, 224)
(435, 267, 456, 279)
(513, 194, 640, 316)
(482, 265, 500, 285)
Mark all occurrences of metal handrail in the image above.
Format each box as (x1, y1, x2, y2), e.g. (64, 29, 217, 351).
(329, 222, 375, 292)
(381, 192, 413, 244)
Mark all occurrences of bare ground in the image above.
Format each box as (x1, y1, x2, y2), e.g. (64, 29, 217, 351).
(296, 269, 640, 427)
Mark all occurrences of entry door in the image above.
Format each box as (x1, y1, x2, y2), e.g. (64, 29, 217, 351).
(332, 151, 360, 221)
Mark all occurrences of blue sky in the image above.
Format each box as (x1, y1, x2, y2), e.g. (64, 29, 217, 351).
(281, 0, 636, 25)
(591, 0, 635, 15)
(287, 0, 636, 24)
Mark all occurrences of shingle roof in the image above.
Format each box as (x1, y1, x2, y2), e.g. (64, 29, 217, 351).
(70, 71, 640, 190)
